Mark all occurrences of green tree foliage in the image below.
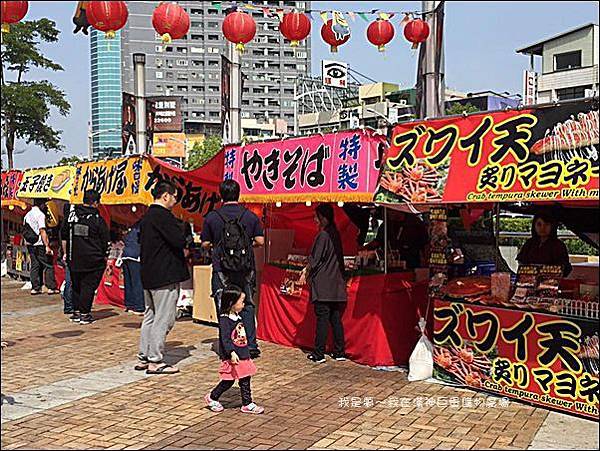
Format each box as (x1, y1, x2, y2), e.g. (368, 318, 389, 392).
(186, 136, 223, 170)
(1, 19, 71, 169)
(446, 102, 480, 116)
(57, 155, 82, 165)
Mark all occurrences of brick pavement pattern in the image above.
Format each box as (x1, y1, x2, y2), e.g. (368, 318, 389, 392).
(0, 277, 580, 450)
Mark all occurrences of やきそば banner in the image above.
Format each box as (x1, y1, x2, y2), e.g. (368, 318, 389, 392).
(225, 129, 386, 203)
(376, 99, 599, 205)
(434, 299, 599, 420)
(17, 166, 75, 201)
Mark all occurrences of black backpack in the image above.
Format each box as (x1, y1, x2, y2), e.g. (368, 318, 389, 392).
(216, 209, 253, 274)
(23, 221, 39, 245)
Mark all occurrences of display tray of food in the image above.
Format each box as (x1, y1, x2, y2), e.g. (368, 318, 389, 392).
(268, 261, 385, 278)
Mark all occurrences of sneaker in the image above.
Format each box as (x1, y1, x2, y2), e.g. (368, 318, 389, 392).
(307, 353, 326, 364)
(204, 393, 224, 412)
(331, 353, 347, 361)
(78, 314, 94, 325)
(69, 312, 80, 323)
(240, 403, 264, 414)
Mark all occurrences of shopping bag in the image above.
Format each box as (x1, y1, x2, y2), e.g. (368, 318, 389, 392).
(408, 318, 434, 382)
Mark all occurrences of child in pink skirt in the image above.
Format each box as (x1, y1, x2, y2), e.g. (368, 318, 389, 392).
(205, 285, 264, 414)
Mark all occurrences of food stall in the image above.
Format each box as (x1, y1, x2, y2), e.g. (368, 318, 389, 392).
(375, 97, 599, 419)
(224, 128, 430, 367)
(2, 170, 30, 279)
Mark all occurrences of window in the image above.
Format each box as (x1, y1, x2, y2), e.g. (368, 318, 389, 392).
(178, 85, 188, 92)
(177, 73, 188, 80)
(208, 34, 219, 41)
(192, 60, 204, 67)
(556, 85, 592, 101)
(191, 34, 204, 41)
(192, 85, 204, 92)
(176, 59, 188, 66)
(190, 46, 204, 53)
(208, 8, 218, 14)
(155, 71, 163, 79)
(177, 47, 187, 53)
(208, 60, 219, 66)
(155, 45, 164, 53)
(191, 8, 204, 14)
(210, 112, 220, 118)
(555, 51, 582, 71)
(155, 58, 163, 67)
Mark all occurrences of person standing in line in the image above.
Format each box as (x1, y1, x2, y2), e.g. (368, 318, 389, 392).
(122, 220, 144, 315)
(201, 180, 265, 359)
(299, 204, 348, 364)
(136, 181, 189, 375)
(24, 198, 59, 296)
(61, 190, 110, 325)
(60, 202, 78, 315)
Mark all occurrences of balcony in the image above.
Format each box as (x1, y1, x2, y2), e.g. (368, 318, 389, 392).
(538, 65, 599, 91)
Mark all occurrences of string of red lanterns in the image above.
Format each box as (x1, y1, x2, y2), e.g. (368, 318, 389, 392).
(2, 2, 431, 53)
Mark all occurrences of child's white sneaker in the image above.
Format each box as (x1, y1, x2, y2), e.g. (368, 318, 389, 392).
(204, 393, 224, 412)
(240, 402, 264, 414)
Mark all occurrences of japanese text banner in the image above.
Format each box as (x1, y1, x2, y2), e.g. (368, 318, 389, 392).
(71, 157, 153, 205)
(17, 166, 75, 201)
(1, 170, 26, 209)
(225, 129, 386, 203)
(376, 99, 599, 205)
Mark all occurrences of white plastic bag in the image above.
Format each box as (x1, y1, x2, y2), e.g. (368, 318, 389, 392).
(408, 318, 434, 382)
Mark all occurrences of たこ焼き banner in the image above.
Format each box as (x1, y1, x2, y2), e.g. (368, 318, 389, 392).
(225, 129, 387, 203)
(375, 99, 599, 205)
(17, 166, 76, 201)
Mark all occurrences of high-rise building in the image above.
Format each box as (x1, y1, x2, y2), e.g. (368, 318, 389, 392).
(90, 29, 123, 158)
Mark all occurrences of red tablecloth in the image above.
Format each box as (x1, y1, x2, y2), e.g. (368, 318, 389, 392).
(95, 259, 125, 309)
(257, 265, 431, 367)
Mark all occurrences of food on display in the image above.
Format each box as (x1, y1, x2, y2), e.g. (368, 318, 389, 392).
(443, 276, 491, 298)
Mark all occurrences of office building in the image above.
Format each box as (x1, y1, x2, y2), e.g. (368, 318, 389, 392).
(517, 23, 599, 103)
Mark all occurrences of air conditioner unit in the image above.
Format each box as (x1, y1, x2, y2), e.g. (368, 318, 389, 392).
(585, 89, 598, 98)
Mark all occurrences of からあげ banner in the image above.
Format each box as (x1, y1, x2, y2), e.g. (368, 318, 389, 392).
(17, 165, 75, 201)
(433, 299, 599, 420)
(375, 99, 599, 205)
(71, 157, 152, 205)
(225, 129, 387, 203)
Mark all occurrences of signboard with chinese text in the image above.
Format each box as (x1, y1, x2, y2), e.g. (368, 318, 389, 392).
(1, 170, 26, 209)
(322, 60, 348, 89)
(225, 129, 386, 203)
(152, 133, 186, 158)
(147, 96, 183, 132)
(375, 99, 599, 205)
(17, 166, 75, 201)
(434, 299, 599, 420)
(523, 70, 538, 106)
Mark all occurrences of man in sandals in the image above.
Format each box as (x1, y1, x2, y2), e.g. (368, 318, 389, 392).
(136, 181, 190, 375)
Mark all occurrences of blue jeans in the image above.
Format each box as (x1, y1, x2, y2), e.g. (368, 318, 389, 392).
(123, 260, 145, 312)
(62, 264, 78, 314)
(212, 270, 259, 353)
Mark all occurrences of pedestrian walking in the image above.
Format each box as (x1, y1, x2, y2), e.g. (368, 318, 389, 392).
(136, 181, 189, 375)
(23, 198, 59, 296)
(122, 221, 144, 315)
(205, 285, 264, 414)
(299, 204, 348, 364)
(61, 190, 110, 325)
(201, 180, 264, 359)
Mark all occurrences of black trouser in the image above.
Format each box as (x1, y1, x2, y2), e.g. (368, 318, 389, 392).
(71, 268, 104, 315)
(123, 260, 144, 312)
(27, 245, 56, 291)
(210, 376, 252, 406)
(314, 301, 346, 359)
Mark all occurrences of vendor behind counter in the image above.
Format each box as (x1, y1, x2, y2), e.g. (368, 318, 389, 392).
(517, 212, 572, 277)
(363, 209, 428, 269)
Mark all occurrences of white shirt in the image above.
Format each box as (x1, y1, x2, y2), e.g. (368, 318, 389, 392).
(24, 206, 47, 247)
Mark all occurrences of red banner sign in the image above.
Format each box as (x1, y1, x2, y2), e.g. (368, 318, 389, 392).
(1, 170, 23, 203)
(434, 299, 599, 420)
(376, 99, 599, 204)
(225, 129, 386, 203)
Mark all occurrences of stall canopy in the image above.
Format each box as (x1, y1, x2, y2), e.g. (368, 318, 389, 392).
(1, 170, 27, 210)
(375, 98, 599, 206)
(224, 128, 387, 203)
(17, 165, 75, 201)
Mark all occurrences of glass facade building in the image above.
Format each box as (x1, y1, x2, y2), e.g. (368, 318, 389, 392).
(90, 29, 122, 158)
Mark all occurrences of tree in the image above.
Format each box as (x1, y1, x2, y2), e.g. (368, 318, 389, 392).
(445, 102, 480, 116)
(1, 20, 71, 169)
(57, 155, 82, 165)
(186, 136, 223, 170)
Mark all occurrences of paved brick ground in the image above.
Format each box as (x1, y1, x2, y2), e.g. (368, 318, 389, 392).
(1, 278, 596, 450)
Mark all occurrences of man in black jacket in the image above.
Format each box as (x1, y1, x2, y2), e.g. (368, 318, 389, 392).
(61, 190, 110, 325)
(137, 181, 190, 374)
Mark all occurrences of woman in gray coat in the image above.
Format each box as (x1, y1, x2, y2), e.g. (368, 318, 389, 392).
(300, 204, 347, 364)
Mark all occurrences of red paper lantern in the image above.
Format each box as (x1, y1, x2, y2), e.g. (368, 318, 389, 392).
(403, 18, 430, 48)
(367, 19, 395, 52)
(86, 1, 128, 39)
(152, 2, 190, 44)
(320, 19, 350, 53)
(279, 11, 311, 47)
(1, 1, 28, 33)
(222, 10, 256, 53)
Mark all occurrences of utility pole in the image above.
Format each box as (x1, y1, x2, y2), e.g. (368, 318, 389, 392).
(133, 53, 147, 154)
(421, 0, 445, 118)
(228, 43, 242, 144)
